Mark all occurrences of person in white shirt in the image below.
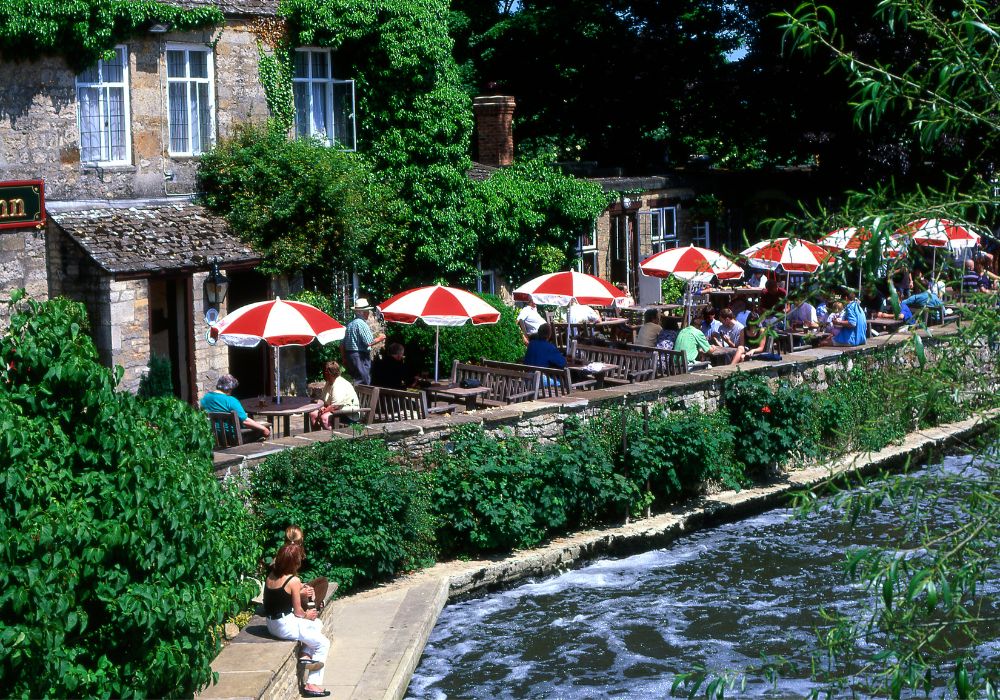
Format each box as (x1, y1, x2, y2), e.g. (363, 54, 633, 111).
(567, 300, 600, 325)
(699, 305, 722, 338)
(747, 270, 768, 289)
(708, 307, 745, 364)
(613, 283, 635, 309)
(516, 299, 545, 338)
(787, 300, 818, 329)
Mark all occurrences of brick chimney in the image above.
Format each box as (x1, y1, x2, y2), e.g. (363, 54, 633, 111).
(472, 95, 515, 167)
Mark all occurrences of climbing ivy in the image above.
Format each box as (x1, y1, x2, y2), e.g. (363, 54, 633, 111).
(0, 0, 223, 71)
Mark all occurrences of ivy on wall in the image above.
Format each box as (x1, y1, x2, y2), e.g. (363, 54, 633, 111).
(0, 0, 223, 71)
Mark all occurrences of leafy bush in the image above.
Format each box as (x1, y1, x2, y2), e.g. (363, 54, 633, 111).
(286, 289, 349, 380)
(0, 296, 260, 698)
(723, 371, 815, 476)
(137, 354, 173, 399)
(390, 293, 525, 376)
(427, 424, 631, 555)
(250, 439, 435, 591)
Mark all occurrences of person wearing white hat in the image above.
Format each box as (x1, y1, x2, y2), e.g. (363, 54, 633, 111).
(343, 299, 385, 385)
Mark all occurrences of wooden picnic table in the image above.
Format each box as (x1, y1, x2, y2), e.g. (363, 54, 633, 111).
(240, 396, 323, 437)
(568, 362, 620, 390)
(425, 384, 491, 411)
(869, 318, 906, 334)
(777, 329, 829, 353)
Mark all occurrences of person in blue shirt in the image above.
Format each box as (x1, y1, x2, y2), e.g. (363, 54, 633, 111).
(523, 324, 566, 369)
(200, 374, 271, 440)
(822, 289, 867, 347)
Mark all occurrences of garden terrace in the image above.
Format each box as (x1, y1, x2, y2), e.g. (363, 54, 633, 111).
(211, 325, 957, 477)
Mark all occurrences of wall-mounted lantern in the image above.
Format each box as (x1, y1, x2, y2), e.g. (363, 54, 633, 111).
(203, 258, 230, 313)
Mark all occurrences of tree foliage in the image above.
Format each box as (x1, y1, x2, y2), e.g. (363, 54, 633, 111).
(0, 0, 222, 71)
(197, 123, 395, 278)
(0, 295, 260, 697)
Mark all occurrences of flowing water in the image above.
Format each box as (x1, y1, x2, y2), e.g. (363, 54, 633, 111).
(407, 452, 999, 699)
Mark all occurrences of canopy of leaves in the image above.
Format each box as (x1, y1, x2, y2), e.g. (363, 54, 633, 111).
(0, 295, 260, 697)
(0, 0, 222, 71)
(197, 123, 395, 278)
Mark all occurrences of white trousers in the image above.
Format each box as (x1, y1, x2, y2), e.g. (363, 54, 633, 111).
(266, 613, 330, 686)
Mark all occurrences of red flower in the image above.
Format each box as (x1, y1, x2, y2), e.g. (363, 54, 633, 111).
(761, 405, 771, 414)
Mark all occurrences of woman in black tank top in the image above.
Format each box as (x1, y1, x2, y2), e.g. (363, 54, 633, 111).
(264, 543, 331, 697)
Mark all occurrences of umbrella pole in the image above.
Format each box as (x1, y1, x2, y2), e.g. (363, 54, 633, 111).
(858, 265, 863, 296)
(275, 347, 281, 404)
(932, 248, 937, 288)
(566, 302, 573, 358)
(434, 326, 440, 382)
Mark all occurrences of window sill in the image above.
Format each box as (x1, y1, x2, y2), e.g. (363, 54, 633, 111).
(80, 163, 137, 173)
(166, 153, 205, 161)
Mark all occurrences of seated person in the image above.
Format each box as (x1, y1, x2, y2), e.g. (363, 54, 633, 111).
(371, 342, 415, 390)
(821, 290, 867, 347)
(523, 323, 566, 369)
(634, 309, 661, 347)
(742, 310, 770, 358)
(312, 361, 361, 429)
(901, 290, 944, 308)
(786, 299, 818, 329)
(961, 258, 982, 293)
(699, 305, 722, 337)
(673, 324, 711, 368)
(729, 293, 749, 319)
(516, 299, 545, 339)
(614, 283, 635, 309)
(708, 308, 745, 365)
(655, 316, 680, 351)
(200, 374, 271, 441)
(747, 270, 768, 289)
(760, 278, 787, 311)
(823, 301, 844, 334)
(567, 300, 601, 326)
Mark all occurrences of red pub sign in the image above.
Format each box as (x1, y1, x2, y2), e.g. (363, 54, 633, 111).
(0, 180, 45, 230)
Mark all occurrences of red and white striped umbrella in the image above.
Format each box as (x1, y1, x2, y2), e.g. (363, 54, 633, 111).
(378, 285, 501, 326)
(512, 270, 625, 306)
(378, 285, 500, 380)
(212, 297, 345, 401)
(898, 218, 981, 249)
(741, 237, 832, 273)
(214, 297, 345, 347)
(639, 245, 743, 282)
(818, 227, 872, 259)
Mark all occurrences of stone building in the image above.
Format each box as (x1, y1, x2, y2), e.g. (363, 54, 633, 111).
(0, 0, 356, 401)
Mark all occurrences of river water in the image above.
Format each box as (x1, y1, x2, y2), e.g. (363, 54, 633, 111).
(407, 452, 999, 698)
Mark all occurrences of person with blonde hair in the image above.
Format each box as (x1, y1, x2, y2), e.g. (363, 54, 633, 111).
(263, 543, 331, 697)
(281, 526, 330, 611)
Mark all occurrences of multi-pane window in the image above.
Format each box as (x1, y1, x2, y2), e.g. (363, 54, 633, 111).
(691, 221, 711, 248)
(576, 228, 599, 275)
(167, 47, 215, 156)
(76, 46, 130, 165)
(293, 48, 356, 150)
(638, 207, 678, 254)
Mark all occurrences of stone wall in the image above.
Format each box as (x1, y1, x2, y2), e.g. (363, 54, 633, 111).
(0, 19, 269, 200)
(0, 228, 48, 326)
(192, 270, 235, 398)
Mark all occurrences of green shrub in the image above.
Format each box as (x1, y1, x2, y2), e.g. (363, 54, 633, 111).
(0, 296, 260, 698)
(723, 371, 814, 476)
(137, 354, 173, 399)
(250, 439, 435, 591)
(286, 290, 348, 380)
(390, 293, 525, 376)
(427, 424, 631, 555)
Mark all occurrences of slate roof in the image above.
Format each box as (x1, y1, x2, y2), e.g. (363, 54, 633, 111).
(49, 201, 261, 277)
(171, 0, 278, 17)
(467, 162, 499, 181)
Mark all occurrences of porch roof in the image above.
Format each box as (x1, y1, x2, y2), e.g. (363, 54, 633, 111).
(173, 0, 278, 16)
(48, 200, 261, 278)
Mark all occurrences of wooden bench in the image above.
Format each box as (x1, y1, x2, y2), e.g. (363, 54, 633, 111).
(480, 358, 595, 397)
(207, 410, 252, 449)
(436, 361, 541, 407)
(623, 343, 688, 377)
(572, 343, 657, 385)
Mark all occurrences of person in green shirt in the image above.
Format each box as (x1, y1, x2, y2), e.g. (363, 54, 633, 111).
(673, 325, 711, 367)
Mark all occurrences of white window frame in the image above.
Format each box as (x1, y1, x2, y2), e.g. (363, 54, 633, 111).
(292, 48, 357, 151)
(643, 206, 679, 252)
(691, 220, 711, 248)
(76, 45, 131, 166)
(166, 44, 216, 157)
(575, 226, 599, 275)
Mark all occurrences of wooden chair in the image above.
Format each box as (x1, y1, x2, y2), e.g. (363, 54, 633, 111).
(373, 387, 458, 422)
(572, 343, 657, 385)
(624, 343, 688, 377)
(207, 411, 246, 449)
(480, 358, 595, 397)
(326, 385, 379, 429)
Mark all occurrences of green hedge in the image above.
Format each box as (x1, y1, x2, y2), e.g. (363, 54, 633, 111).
(0, 297, 260, 698)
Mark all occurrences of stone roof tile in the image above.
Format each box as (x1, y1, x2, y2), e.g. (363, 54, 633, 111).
(50, 202, 260, 276)
(172, 0, 278, 17)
